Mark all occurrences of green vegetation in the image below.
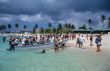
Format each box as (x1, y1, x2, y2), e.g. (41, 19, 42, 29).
(15, 23, 19, 32)
(0, 25, 6, 31)
(0, 15, 110, 33)
(79, 24, 87, 30)
(23, 25, 27, 31)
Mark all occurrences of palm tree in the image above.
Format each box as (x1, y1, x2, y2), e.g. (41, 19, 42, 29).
(57, 23, 62, 31)
(0, 25, 2, 31)
(79, 24, 87, 30)
(1, 25, 6, 31)
(71, 24, 75, 29)
(0, 25, 1, 31)
(64, 23, 68, 28)
(53, 27, 57, 33)
(68, 23, 71, 29)
(48, 22, 52, 28)
(3, 25, 6, 30)
(32, 24, 38, 33)
(7, 24, 12, 31)
(88, 19, 92, 29)
(101, 15, 106, 29)
(35, 24, 38, 29)
(40, 27, 44, 34)
(83, 24, 87, 30)
(15, 23, 19, 32)
(108, 17, 110, 29)
(48, 22, 52, 33)
(33, 27, 36, 33)
(101, 15, 106, 22)
(23, 25, 27, 32)
(8, 24, 12, 29)
(64, 23, 68, 33)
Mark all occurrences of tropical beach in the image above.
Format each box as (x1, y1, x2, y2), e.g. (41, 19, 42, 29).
(0, 33, 110, 71)
(0, 0, 110, 71)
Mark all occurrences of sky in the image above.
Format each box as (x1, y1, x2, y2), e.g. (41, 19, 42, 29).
(0, 0, 110, 30)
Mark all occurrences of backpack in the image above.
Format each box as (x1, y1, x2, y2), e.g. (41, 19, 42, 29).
(95, 38, 99, 44)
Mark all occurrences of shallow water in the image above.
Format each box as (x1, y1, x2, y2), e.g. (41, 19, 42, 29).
(0, 36, 110, 71)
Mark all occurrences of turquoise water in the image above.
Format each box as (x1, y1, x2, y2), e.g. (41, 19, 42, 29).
(0, 36, 110, 71)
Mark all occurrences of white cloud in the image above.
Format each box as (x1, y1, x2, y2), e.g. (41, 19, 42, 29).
(0, 0, 8, 3)
(19, 13, 53, 23)
(0, 11, 110, 30)
(46, 0, 55, 3)
(0, 16, 12, 22)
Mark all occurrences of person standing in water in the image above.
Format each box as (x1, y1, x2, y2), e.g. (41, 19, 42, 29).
(54, 36, 59, 52)
(22, 37, 26, 46)
(7, 36, 16, 51)
(3, 36, 6, 42)
(95, 35, 102, 52)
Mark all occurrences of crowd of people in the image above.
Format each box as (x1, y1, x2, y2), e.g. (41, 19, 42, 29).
(75, 34, 102, 52)
(2, 33, 102, 52)
(4, 34, 76, 52)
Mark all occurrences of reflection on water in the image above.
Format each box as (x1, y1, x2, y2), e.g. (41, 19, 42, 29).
(0, 36, 109, 71)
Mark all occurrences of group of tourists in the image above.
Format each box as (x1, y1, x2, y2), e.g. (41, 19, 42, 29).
(76, 34, 102, 52)
(4, 34, 76, 52)
(2, 33, 102, 52)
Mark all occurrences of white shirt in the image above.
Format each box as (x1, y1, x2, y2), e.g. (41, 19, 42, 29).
(22, 38, 26, 44)
(79, 37, 85, 43)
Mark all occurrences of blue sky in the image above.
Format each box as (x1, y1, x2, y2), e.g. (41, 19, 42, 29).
(0, 0, 110, 30)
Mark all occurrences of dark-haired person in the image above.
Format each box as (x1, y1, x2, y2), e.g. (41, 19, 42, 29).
(95, 35, 102, 52)
(7, 37, 16, 51)
(76, 34, 80, 47)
